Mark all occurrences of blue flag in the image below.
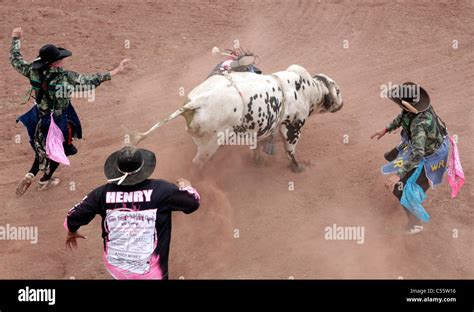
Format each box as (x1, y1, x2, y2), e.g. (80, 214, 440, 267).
(400, 160, 430, 223)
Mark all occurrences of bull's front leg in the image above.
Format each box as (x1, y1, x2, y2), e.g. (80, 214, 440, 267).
(279, 119, 305, 173)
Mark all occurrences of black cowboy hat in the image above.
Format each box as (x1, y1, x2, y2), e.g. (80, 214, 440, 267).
(31, 44, 72, 69)
(387, 82, 431, 113)
(104, 147, 156, 186)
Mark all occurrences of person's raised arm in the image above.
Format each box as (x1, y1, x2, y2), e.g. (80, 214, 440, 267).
(9, 27, 31, 78)
(386, 112, 403, 133)
(66, 58, 130, 88)
(110, 59, 130, 77)
(371, 112, 403, 140)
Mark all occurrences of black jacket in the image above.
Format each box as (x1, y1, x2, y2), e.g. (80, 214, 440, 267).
(66, 179, 200, 279)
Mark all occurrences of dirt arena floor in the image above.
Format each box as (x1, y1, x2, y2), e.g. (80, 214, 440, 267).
(0, 0, 472, 279)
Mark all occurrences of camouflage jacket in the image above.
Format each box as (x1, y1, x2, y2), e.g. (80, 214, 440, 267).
(10, 38, 111, 113)
(386, 109, 445, 178)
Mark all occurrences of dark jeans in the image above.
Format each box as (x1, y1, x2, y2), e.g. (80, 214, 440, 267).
(29, 142, 76, 182)
(385, 147, 430, 226)
(29, 156, 59, 182)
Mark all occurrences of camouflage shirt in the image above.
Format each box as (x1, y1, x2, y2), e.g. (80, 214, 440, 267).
(386, 109, 445, 178)
(10, 37, 111, 112)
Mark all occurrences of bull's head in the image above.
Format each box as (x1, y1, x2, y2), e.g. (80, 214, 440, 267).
(312, 74, 343, 113)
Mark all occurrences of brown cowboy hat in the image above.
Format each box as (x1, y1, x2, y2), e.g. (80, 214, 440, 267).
(104, 147, 156, 186)
(387, 82, 430, 113)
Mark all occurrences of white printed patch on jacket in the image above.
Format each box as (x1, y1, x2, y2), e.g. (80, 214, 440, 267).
(105, 208, 158, 274)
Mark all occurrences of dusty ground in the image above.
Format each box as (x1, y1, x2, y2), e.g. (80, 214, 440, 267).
(0, 0, 472, 279)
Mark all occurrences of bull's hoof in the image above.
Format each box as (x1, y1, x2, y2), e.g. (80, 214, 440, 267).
(291, 163, 305, 173)
(254, 155, 264, 166)
(263, 142, 276, 155)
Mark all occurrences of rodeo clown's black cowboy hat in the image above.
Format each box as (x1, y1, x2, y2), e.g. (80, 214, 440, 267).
(104, 146, 156, 186)
(31, 44, 72, 69)
(387, 82, 431, 113)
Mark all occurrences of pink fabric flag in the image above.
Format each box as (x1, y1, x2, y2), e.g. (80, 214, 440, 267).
(447, 135, 464, 198)
(46, 113, 70, 166)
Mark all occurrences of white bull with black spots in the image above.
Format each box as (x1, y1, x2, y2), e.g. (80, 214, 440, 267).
(134, 65, 343, 173)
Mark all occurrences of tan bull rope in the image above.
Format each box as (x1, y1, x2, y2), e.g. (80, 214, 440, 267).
(224, 73, 247, 124)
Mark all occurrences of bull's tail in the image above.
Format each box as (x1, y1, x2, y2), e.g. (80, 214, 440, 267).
(128, 100, 199, 146)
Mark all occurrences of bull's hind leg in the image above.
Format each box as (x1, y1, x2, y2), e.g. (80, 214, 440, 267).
(192, 135, 220, 168)
(261, 134, 276, 155)
(253, 144, 264, 166)
(253, 134, 275, 166)
(279, 119, 306, 173)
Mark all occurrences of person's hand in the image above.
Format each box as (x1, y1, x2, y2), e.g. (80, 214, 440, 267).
(370, 128, 387, 140)
(65, 231, 87, 250)
(175, 178, 191, 190)
(12, 27, 23, 39)
(117, 58, 130, 72)
(110, 58, 130, 76)
(385, 175, 401, 192)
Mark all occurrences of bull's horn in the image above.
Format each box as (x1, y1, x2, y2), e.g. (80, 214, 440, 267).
(212, 47, 221, 55)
